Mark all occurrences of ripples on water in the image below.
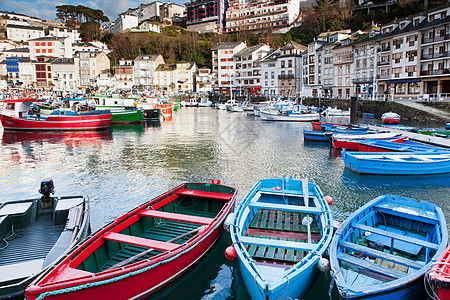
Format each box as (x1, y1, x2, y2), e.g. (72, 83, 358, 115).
(0, 108, 449, 299)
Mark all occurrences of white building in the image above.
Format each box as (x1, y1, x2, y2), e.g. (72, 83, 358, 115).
(234, 43, 271, 96)
(96, 70, 115, 91)
(6, 24, 44, 42)
(48, 27, 81, 45)
(110, 14, 139, 34)
(332, 38, 355, 99)
(0, 40, 19, 52)
(133, 54, 165, 88)
(114, 60, 135, 90)
(196, 67, 213, 93)
(211, 42, 247, 94)
(302, 40, 327, 97)
(17, 57, 34, 88)
(154, 61, 198, 93)
(353, 38, 376, 99)
(225, 0, 303, 34)
(138, 21, 161, 33)
(74, 51, 110, 88)
(277, 41, 306, 97)
(51, 58, 76, 92)
(260, 50, 281, 97)
(28, 36, 72, 60)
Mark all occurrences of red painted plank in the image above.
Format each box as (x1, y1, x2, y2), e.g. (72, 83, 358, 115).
(138, 210, 213, 225)
(101, 232, 179, 251)
(176, 189, 233, 200)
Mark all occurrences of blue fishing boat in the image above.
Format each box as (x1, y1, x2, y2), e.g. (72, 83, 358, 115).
(229, 177, 333, 300)
(342, 150, 450, 175)
(303, 130, 332, 141)
(329, 195, 448, 300)
(358, 139, 450, 153)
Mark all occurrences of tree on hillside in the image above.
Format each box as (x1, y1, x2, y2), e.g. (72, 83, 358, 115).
(55, 5, 109, 24)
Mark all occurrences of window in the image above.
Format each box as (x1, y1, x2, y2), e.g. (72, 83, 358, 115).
(408, 82, 420, 94)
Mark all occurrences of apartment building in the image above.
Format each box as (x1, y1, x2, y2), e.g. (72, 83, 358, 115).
(17, 58, 34, 88)
(114, 60, 135, 90)
(277, 41, 306, 97)
(4, 48, 30, 85)
(154, 61, 198, 92)
(234, 43, 271, 95)
(51, 58, 76, 92)
(260, 50, 281, 97)
(110, 14, 139, 34)
(353, 37, 376, 99)
(74, 51, 110, 88)
(48, 27, 82, 45)
(34, 56, 56, 87)
(302, 40, 326, 97)
(186, 0, 226, 33)
(6, 24, 44, 42)
(133, 54, 165, 88)
(28, 36, 72, 60)
(225, 0, 302, 34)
(196, 67, 213, 93)
(211, 42, 246, 94)
(332, 39, 354, 99)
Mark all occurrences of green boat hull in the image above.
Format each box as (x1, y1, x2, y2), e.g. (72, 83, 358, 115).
(111, 110, 143, 124)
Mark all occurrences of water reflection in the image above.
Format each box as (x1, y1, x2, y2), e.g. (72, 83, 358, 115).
(2, 130, 113, 146)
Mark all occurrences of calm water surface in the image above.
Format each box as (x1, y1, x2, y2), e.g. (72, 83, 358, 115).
(0, 109, 449, 299)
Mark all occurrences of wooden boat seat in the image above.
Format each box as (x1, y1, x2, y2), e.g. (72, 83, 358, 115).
(352, 223, 438, 254)
(340, 241, 425, 270)
(249, 209, 320, 233)
(102, 232, 179, 251)
(246, 236, 305, 262)
(0, 202, 33, 216)
(176, 189, 233, 200)
(248, 202, 322, 214)
(337, 252, 406, 279)
(138, 210, 214, 225)
(240, 235, 316, 251)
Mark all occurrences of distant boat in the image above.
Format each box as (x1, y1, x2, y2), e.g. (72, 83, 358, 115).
(323, 107, 350, 117)
(25, 181, 237, 300)
(381, 112, 400, 124)
(0, 97, 112, 131)
(230, 177, 333, 300)
(260, 103, 320, 122)
(0, 179, 90, 298)
(303, 130, 332, 141)
(331, 132, 402, 150)
(197, 97, 212, 107)
(362, 113, 375, 118)
(330, 194, 447, 300)
(342, 150, 450, 175)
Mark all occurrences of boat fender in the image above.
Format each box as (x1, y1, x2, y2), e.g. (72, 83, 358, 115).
(318, 257, 331, 273)
(223, 213, 234, 232)
(302, 215, 313, 226)
(325, 196, 333, 205)
(225, 245, 237, 260)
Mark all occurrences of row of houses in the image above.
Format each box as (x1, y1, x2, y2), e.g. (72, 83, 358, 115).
(212, 4, 450, 100)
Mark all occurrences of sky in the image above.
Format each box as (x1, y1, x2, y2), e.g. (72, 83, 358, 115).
(0, 0, 185, 23)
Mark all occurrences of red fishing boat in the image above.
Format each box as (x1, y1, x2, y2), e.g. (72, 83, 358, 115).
(0, 96, 112, 131)
(25, 181, 237, 300)
(428, 245, 450, 300)
(331, 132, 402, 150)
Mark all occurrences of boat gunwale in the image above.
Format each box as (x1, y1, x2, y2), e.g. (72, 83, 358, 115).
(329, 195, 448, 298)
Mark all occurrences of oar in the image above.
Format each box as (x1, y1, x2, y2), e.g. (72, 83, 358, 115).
(105, 225, 204, 271)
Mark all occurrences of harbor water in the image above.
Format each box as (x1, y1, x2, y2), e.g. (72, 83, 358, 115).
(0, 108, 449, 299)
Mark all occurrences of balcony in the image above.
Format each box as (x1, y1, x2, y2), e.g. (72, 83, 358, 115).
(377, 74, 390, 79)
(421, 51, 450, 60)
(420, 69, 450, 76)
(352, 77, 374, 84)
(378, 60, 390, 66)
(278, 74, 294, 79)
(380, 47, 390, 53)
(422, 35, 450, 44)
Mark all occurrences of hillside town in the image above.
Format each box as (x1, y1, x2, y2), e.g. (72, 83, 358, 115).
(0, 3, 450, 102)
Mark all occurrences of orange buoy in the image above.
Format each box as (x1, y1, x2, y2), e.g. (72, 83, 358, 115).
(225, 245, 237, 260)
(325, 196, 333, 205)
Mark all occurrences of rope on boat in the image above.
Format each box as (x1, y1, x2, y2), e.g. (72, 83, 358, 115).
(33, 205, 232, 300)
(0, 224, 14, 251)
(424, 261, 450, 300)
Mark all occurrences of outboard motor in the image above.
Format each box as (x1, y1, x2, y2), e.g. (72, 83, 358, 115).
(39, 179, 55, 202)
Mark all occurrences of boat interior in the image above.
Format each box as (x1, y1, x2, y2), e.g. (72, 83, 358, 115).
(241, 187, 324, 268)
(337, 200, 440, 288)
(74, 183, 235, 274)
(0, 196, 86, 289)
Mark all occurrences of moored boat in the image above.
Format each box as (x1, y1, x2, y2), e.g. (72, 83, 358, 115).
(342, 150, 450, 175)
(303, 130, 332, 141)
(311, 121, 349, 130)
(0, 179, 90, 299)
(382, 112, 401, 124)
(25, 181, 237, 300)
(230, 177, 333, 300)
(331, 132, 402, 150)
(330, 195, 447, 300)
(260, 103, 320, 122)
(357, 139, 449, 153)
(427, 245, 450, 300)
(323, 107, 351, 117)
(0, 98, 112, 131)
